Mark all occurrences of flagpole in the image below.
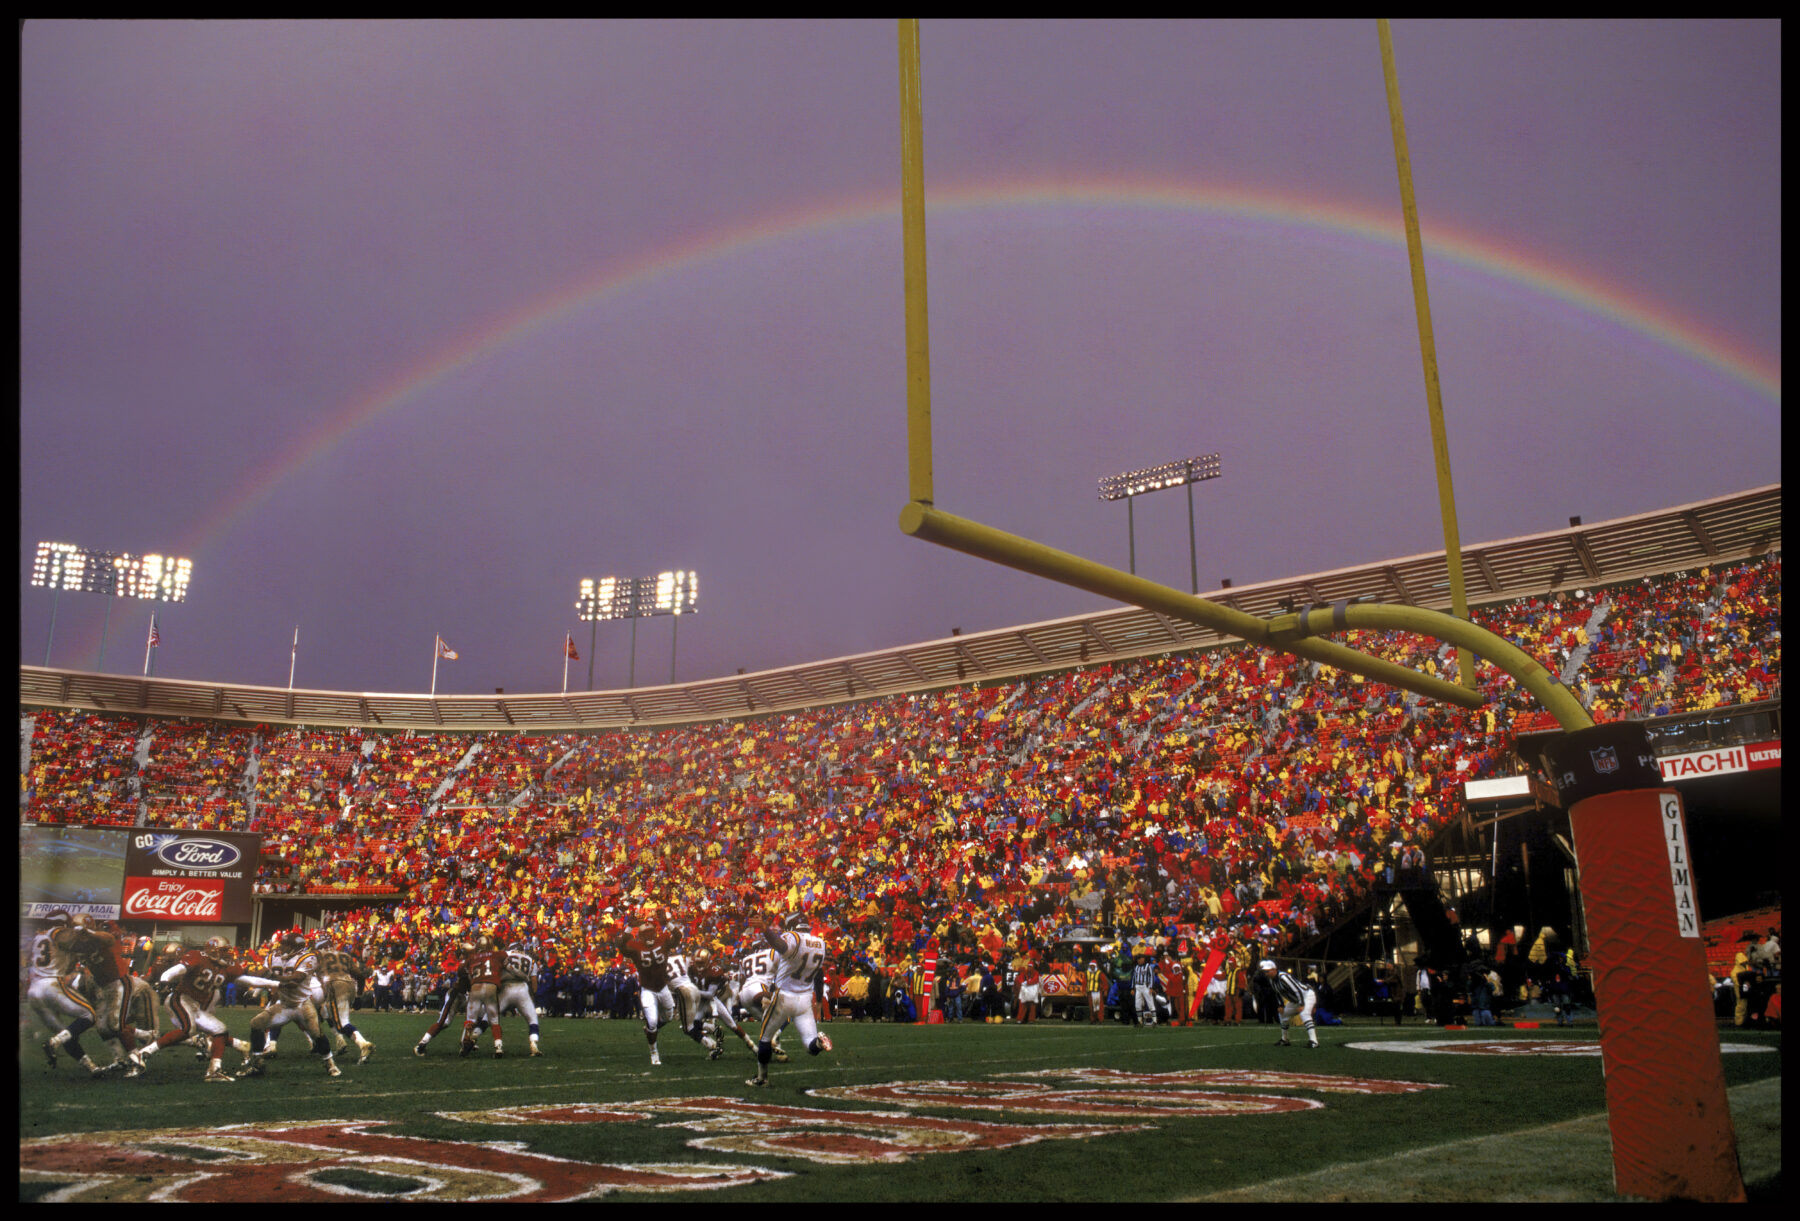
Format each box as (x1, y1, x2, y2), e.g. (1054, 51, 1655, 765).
(562, 635, 570, 695)
(143, 612, 157, 677)
(431, 634, 440, 698)
(288, 626, 299, 690)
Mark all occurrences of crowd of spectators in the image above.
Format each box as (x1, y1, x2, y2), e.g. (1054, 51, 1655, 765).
(20, 556, 1780, 1010)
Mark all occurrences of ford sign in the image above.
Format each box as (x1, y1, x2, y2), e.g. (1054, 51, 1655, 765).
(154, 838, 243, 870)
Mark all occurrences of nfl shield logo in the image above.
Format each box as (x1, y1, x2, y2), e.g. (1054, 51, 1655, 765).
(1590, 746, 1620, 775)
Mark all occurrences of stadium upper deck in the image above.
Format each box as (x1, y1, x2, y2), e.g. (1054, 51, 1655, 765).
(18, 485, 1780, 731)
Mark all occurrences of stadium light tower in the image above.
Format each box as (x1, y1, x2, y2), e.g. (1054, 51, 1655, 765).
(1097, 453, 1220, 591)
(30, 542, 193, 670)
(576, 569, 698, 689)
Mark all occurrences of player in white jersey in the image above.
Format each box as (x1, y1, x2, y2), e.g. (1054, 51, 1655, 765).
(665, 950, 720, 1056)
(1262, 959, 1319, 1048)
(239, 933, 340, 1077)
(24, 912, 104, 1072)
(497, 942, 545, 1057)
(733, 943, 788, 1062)
(314, 941, 375, 1065)
(745, 912, 833, 1088)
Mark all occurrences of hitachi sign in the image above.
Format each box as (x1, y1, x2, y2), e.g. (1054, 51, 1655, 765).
(1655, 739, 1781, 781)
(1658, 747, 1747, 780)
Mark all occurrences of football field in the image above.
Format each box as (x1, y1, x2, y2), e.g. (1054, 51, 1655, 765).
(19, 1011, 1782, 1201)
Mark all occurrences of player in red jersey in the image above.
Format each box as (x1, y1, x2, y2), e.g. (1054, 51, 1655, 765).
(414, 945, 472, 1056)
(621, 922, 682, 1066)
(459, 935, 507, 1058)
(138, 939, 277, 1082)
(45, 920, 143, 1077)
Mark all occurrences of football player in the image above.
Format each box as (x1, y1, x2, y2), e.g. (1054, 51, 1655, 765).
(745, 911, 833, 1088)
(621, 921, 680, 1066)
(45, 918, 145, 1077)
(665, 944, 720, 1057)
(734, 938, 788, 1062)
(496, 940, 545, 1057)
(139, 938, 272, 1082)
(239, 933, 340, 1078)
(255, 930, 320, 1059)
(414, 943, 473, 1056)
(1262, 959, 1319, 1048)
(690, 947, 758, 1059)
(315, 938, 376, 1065)
(24, 911, 107, 1074)
(459, 935, 507, 1058)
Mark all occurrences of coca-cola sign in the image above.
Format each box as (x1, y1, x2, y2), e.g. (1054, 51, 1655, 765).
(123, 827, 259, 925)
(124, 877, 225, 920)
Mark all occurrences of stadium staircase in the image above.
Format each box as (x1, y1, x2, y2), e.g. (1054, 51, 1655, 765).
(1559, 596, 1612, 684)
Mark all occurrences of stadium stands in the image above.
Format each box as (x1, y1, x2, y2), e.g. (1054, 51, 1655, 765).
(19, 554, 1781, 1001)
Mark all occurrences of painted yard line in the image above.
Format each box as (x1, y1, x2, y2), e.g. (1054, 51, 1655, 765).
(1189, 1076, 1782, 1202)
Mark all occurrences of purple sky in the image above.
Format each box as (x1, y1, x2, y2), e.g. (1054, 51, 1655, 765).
(20, 20, 1780, 697)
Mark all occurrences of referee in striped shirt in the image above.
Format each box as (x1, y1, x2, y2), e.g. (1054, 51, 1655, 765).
(1261, 960, 1319, 1048)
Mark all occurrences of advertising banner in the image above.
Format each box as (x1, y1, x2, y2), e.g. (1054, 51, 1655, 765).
(122, 828, 260, 924)
(1655, 739, 1779, 782)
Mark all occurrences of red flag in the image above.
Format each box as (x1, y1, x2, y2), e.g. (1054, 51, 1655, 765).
(564, 633, 579, 661)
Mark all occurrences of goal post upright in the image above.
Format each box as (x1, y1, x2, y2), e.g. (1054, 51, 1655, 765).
(1377, 19, 1475, 692)
(897, 18, 935, 509)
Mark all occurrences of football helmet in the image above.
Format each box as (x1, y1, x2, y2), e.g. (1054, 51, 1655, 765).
(781, 911, 807, 932)
(160, 941, 186, 959)
(206, 936, 231, 951)
(280, 931, 306, 952)
(1259, 959, 1277, 972)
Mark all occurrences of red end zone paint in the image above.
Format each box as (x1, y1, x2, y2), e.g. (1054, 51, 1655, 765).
(19, 1120, 786, 1201)
(28, 1070, 1453, 1196)
(438, 1096, 1146, 1166)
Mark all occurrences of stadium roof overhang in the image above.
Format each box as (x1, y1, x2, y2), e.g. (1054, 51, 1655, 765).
(18, 484, 1780, 733)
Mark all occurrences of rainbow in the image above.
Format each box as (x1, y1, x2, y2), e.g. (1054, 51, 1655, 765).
(181, 176, 1780, 559)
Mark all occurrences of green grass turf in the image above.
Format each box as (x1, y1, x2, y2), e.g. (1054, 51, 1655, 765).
(19, 1010, 1781, 1201)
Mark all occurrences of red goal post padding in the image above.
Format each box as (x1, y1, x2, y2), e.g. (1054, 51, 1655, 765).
(1546, 723, 1743, 1202)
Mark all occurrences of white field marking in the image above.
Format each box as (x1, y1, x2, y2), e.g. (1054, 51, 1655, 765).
(1185, 1075, 1782, 1203)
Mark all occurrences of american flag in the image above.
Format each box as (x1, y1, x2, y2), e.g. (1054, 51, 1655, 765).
(148, 615, 161, 647)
